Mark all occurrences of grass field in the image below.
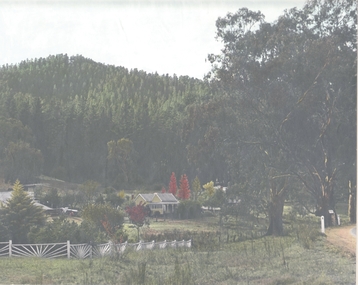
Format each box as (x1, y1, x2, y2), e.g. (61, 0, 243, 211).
(0, 214, 355, 285)
(0, 233, 354, 284)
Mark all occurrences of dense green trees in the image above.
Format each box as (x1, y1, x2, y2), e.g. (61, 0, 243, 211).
(3, 141, 43, 184)
(107, 138, 136, 187)
(0, 55, 209, 186)
(2, 179, 126, 244)
(28, 217, 96, 243)
(0, 117, 41, 184)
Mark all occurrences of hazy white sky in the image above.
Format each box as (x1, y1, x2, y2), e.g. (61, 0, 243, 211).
(0, 1, 307, 79)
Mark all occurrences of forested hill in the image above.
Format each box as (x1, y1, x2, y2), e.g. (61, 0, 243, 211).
(0, 54, 216, 187)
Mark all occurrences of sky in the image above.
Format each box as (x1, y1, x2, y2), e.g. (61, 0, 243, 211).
(0, 0, 307, 79)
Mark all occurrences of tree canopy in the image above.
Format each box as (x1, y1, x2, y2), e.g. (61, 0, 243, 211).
(206, 0, 356, 234)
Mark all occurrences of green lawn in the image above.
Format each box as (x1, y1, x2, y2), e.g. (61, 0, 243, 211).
(148, 216, 217, 231)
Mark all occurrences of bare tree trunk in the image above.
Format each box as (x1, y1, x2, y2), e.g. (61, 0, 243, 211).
(315, 184, 336, 227)
(316, 200, 334, 227)
(313, 135, 337, 227)
(266, 191, 285, 236)
(266, 174, 287, 236)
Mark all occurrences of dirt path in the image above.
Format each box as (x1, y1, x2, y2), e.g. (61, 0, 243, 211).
(325, 225, 356, 257)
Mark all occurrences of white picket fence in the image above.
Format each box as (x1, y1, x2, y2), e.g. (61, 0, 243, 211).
(0, 239, 191, 259)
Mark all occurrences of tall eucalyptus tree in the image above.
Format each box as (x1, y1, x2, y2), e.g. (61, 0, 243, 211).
(207, 0, 356, 234)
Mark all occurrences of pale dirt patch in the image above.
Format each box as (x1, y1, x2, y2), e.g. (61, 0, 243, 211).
(325, 225, 356, 257)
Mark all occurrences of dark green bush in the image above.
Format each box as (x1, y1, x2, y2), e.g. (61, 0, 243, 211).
(176, 200, 202, 219)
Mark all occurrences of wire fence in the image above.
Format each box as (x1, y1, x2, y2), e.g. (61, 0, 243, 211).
(0, 239, 191, 259)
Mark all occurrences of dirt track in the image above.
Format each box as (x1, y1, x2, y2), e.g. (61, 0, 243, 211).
(325, 225, 356, 256)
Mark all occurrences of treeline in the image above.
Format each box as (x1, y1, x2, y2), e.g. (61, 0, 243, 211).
(0, 54, 219, 187)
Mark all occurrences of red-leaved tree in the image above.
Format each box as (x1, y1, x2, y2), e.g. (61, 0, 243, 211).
(178, 174, 191, 200)
(125, 202, 148, 241)
(161, 186, 166, 193)
(168, 172, 177, 196)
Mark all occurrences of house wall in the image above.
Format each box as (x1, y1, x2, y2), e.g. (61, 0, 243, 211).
(134, 195, 147, 206)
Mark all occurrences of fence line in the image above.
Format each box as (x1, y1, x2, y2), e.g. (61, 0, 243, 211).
(0, 239, 191, 259)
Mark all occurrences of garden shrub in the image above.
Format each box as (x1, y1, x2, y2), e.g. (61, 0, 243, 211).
(176, 200, 201, 219)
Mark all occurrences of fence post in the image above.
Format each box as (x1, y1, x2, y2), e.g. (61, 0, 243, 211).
(136, 240, 142, 251)
(9, 240, 12, 258)
(321, 216, 325, 233)
(67, 240, 71, 259)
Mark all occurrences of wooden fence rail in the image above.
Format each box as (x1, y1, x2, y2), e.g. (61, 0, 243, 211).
(0, 239, 191, 259)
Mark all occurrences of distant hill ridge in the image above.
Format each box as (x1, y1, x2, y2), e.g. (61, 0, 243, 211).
(0, 54, 206, 102)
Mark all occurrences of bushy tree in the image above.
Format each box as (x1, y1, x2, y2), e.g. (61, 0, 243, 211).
(80, 180, 100, 206)
(191, 176, 201, 201)
(0, 180, 45, 242)
(81, 203, 124, 239)
(205, 187, 225, 209)
(203, 181, 215, 197)
(40, 187, 61, 208)
(61, 191, 83, 209)
(105, 191, 125, 208)
(125, 202, 149, 241)
(28, 216, 97, 243)
(177, 200, 201, 219)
